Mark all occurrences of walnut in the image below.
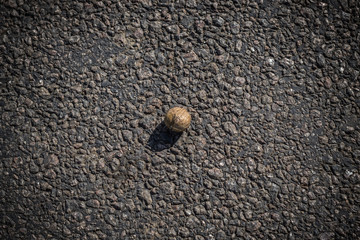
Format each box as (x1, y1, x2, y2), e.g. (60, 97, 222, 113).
(164, 107, 191, 132)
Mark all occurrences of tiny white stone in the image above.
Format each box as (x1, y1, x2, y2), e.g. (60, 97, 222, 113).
(266, 57, 275, 66)
(345, 169, 353, 177)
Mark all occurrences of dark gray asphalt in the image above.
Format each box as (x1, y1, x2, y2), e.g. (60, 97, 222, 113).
(1, 0, 359, 239)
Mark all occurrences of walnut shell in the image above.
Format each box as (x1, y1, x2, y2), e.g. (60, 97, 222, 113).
(164, 107, 191, 132)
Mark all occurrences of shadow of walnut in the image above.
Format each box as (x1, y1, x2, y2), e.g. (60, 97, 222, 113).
(147, 121, 182, 152)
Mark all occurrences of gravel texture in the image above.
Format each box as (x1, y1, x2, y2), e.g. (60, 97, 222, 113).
(1, 0, 360, 239)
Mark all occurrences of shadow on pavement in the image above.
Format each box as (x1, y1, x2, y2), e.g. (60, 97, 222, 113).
(147, 121, 182, 152)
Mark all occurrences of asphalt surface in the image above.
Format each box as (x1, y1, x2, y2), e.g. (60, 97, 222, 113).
(1, 0, 360, 239)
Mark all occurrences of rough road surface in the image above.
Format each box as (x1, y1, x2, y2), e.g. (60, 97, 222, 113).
(1, 0, 360, 239)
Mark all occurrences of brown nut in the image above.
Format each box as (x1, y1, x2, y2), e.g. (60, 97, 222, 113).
(164, 107, 191, 132)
